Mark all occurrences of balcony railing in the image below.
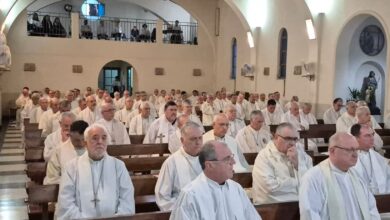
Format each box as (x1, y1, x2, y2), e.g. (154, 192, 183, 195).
(163, 21, 198, 45)
(27, 11, 71, 38)
(26, 11, 199, 45)
(79, 16, 157, 42)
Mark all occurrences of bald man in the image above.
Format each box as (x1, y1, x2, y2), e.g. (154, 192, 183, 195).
(203, 113, 250, 173)
(299, 132, 380, 219)
(95, 103, 130, 145)
(170, 140, 261, 220)
(336, 101, 357, 132)
(78, 95, 102, 125)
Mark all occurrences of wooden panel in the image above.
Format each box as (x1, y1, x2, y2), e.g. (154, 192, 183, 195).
(107, 144, 169, 156)
(25, 147, 44, 162)
(132, 175, 158, 196)
(244, 153, 257, 165)
(129, 135, 145, 144)
(232, 172, 252, 188)
(26, 162, 47, 184)
(256, 202, 299, 220)
(120, 156, 168, 172)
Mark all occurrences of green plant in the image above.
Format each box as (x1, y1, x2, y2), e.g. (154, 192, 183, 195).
(347, 87, 362, 102)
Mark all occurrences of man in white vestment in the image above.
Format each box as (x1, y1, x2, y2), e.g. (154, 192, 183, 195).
(236, 110, 272, 153)
(168, 115, 189, 153)
(323, 98, 345, 124)
(149, 89, 160, 108)
(57, 124, 135, 219)
(95, 103, 130, 145)
(44, 112, 76, 161)
(22, 93, 40, 123)
(15, 87, 30, 126)
(135, 92, 157, 118)
(281, 101, 309, 130)
(284, 96, 299, 112)
(301, 103, 324, 144)
(169, 140, 261, 220)
(213, 91, 225, 113)
(72, 98, 86, 116)
(95, 89, 105, 107)
(188, 90, 199, 106)
(47, 100, 72, 136)
(203, 114, 250, 173)
(39, 97, 60, 137)
(355, 106, 383, 151)
(179, 99, 204, 133)
(256, 93, 267, 110)
(78, 96, 101, 125)
(273, 91, 285, 114)
(201, 94, 216, 126)
(225, 104, 245, 138)
(158, 95, 174, 117)
(65, 90, 78, 110)
(299, 132, 380, 220)
(262, 99, 283, 127)
(44, 120, 89, 184)
(252, 123, 312, 204)
(144, 101, 177, 144)
(30, 97, 49, 123)
(114, 97, 134, 126)
(350, 124, 390, 194)
(129, 101, 155, 135)
(155, 122, 203, 211)
(113, 92, 122, 110)
(336, 101, 358, 132)
(245, 94, 260, 120)
(235, 94, 247, 120)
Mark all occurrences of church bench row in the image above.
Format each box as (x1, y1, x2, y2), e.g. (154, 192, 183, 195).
(244, 152, 328, 166)
(27, 181, 390, 220)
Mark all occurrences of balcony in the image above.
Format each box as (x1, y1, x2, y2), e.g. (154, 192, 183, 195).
(26, 11, 198, 46)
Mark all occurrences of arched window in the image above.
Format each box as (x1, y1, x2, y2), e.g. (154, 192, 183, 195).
(278, 28, 288, 79)
(231, 38, 237, 79)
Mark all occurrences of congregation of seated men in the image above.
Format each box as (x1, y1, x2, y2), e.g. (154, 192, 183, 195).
(16, 85, 390, 219)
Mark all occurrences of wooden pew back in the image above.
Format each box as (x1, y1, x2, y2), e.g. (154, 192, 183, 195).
(26, 162, 47, 184)
(25, 147, 44, 162)
(129, 135, 145, 144)
(107, 144, 169, 157)
(120, 156, 168, 173)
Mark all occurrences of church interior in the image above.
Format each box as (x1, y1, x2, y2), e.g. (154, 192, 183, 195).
(1, 0, 390, 219)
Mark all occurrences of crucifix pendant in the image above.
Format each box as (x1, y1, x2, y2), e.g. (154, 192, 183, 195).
(157, 133, 165, 143)
(91, 197, 100, 207)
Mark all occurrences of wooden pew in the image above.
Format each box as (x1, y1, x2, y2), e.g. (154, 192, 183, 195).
(107, 143, 169, 157)
(27, 184, 58, 220)
(256, 201, 299, 220)
(25, 130, 44, 148)
(300, 124, 336, 151)
(232, 172, 252, 188)
(121, 156, 168, 173)
(204, 126, 213, 132)
(25, 147, 44, 162)
(26, 162, 47, 184)
(129, 135, 145, 144)
(375, 129, 390, 136)
(244, 152, 257, 165)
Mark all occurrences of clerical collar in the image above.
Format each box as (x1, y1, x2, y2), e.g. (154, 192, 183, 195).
(329, 160, 348, 174)
(204, 173, 229, 189)
(249, 126, 261, 133)
(180, 147, 198, 159)
(88, 154, 106, 162)
(214, 135, 225, 141)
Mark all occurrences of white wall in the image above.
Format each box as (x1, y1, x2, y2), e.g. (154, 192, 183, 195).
(1, 9, 216, 114)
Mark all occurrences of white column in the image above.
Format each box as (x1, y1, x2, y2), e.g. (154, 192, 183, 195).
(156, 19, 163, 44)
(71, 12, 79, 40)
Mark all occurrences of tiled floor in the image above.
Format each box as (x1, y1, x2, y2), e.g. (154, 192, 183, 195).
(0, 122, 28, 220)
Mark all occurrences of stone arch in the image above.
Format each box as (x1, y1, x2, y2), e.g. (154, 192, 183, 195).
(334, 13, 387, 117)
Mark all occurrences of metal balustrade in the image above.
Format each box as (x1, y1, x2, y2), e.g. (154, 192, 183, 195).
(27, 11, 71, 38)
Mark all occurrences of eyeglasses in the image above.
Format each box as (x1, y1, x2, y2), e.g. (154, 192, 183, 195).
(209, 154, 235, 164)
(278, 135, 298, 143)
(333, 146, 358, 153)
